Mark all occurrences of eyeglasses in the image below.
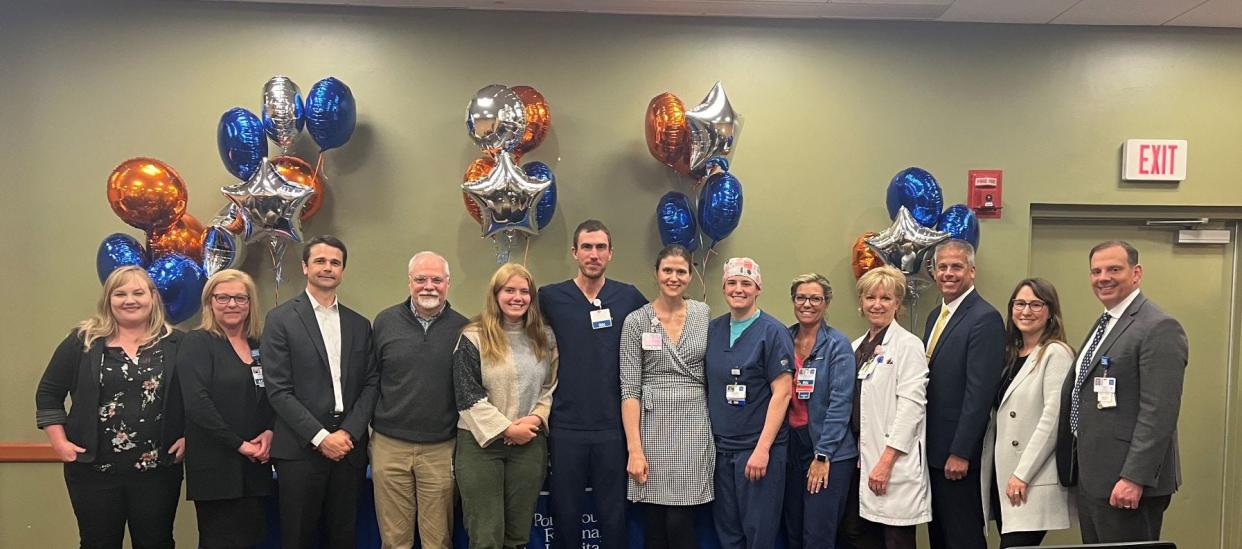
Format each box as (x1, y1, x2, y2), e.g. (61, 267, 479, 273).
(1011, 300, 1046, 312)
(793, 295, 827, 305)
(211, 294, 250, 305)
(411, 276, 447, 286)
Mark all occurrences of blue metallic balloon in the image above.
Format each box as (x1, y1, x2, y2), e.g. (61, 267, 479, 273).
(96, 233, 147, 283)
(886, 167, 944, 228)
(146, 253, 207, 324)
(937, 203, 981, 250)
(217, 107, 268, 180)
(704, 156, 730, 173)
(522, 161, 557, 230)
(657, 191, 699, 252)
(697, 172, 743, 242)
(305, 77, 356, 151)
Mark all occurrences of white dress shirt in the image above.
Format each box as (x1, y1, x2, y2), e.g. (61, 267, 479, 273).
(308, 289, 344, 447)
(1075, 288, 1142, 370)
(938, 285, 976, 327)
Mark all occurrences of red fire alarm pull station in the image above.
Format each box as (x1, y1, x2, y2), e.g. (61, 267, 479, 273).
(968, 170, 1002, 219)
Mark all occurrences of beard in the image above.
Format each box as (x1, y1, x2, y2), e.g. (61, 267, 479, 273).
(415, 294, 443, 311)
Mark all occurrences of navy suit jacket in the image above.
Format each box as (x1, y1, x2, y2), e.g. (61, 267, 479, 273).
(923, 289, 1006, 467)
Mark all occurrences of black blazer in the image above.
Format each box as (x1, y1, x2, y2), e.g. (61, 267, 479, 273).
(178, 329, 274, 501)
(923, 290, 1006, 466)
(35, 329, 185, 466)
(261, 292, 378, 466)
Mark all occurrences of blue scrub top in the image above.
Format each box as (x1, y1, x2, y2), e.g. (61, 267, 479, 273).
(538, 278, 647, 432)
(706, 310, 795, 451)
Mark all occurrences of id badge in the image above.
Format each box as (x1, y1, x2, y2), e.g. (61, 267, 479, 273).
(857, 357, 879, 380)
(726, 384, 747, 406)
(1095, 376, 1116, 409)
(796, 368, 816, 399)
(641, 332, 663, 351)
(251, 365, 265, 388)
(590, 308, 613, 329)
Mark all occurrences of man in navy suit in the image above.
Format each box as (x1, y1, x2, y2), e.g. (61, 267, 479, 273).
(922, 239, 1006, 549)
(262, 235, 379, 549)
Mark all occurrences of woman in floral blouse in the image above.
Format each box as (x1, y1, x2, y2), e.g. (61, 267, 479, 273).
(36, 265, 185, 549)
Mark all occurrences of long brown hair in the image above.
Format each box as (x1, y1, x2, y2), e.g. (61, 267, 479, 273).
(1004, 277, 1072, 366)
(469, 263, 551, 364)
(78, 266, 170, 350)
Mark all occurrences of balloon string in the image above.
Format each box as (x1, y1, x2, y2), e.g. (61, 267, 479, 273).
(269, 248, 281, 304)
(312, 152, 325, 185)
(523, 234, 531, 266)
(698, 245, 718, 301)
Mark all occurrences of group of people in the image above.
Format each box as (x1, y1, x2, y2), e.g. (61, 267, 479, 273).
(35, 217, 1188, 549)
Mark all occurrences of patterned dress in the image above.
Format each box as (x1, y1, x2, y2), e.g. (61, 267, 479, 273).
(619, 300, 714, 505)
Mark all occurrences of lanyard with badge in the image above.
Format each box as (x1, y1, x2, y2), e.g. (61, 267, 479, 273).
(857, 345, 885, 380)
(589, 298, 613, 330)
(795, 354, 817, 400)
(250, 348, 264, 388)
(642, 316, 663, 351)
(1094, 356, 1116, 409)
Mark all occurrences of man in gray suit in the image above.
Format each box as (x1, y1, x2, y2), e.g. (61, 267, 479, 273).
(1056, 240, 1188, 543)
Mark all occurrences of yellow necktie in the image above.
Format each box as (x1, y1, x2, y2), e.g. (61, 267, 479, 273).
(926, 306, 951, 360)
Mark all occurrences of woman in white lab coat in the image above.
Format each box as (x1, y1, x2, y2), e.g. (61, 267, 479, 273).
(839, 266, 931, 549)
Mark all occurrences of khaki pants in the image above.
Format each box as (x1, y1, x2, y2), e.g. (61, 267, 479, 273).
(370, 431, 457, 549)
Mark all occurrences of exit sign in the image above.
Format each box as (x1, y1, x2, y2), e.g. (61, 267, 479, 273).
(1123, 139, 1187, 181)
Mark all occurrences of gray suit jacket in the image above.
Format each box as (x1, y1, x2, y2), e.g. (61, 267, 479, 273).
(1056, 292, 1187, 498)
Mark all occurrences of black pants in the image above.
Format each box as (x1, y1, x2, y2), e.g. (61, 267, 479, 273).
(1077, 493, 1171, 543)
(194, 496, 269, 548)
(837, 463, 916, 549)
(64, 462, 183, 549)
(927, 466, 986, 549)
(643, 503, 697, 549)
(988, 466, 1046, 548)
(274, 456, 365, 549)
(548, 428, 628, 549)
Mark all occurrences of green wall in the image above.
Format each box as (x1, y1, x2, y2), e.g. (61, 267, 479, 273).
(2, 1, 1240, 546)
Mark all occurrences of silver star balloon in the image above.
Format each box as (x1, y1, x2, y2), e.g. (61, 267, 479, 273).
(685, 81, 738, 172)
(866, 206, 950, 283)
(462, 151, 550, 238)
(222, 157, 315, 245)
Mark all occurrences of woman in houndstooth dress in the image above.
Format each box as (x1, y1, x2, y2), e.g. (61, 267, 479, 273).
(620, 245, 715, 549)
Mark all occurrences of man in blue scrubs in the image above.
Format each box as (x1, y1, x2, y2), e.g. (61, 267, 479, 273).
(706, 257, 794, 549)
(539, 219, 647, 549)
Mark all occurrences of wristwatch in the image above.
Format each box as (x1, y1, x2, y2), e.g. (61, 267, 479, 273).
(814, 453, 829, 463)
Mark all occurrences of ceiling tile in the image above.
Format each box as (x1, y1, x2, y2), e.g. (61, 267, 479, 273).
(1052, 0, 1210, 26)
(1164, 0, 1242, 27)
(938, 0, 1080, 24)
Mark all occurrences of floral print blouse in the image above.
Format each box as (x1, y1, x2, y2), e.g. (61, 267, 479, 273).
(94, 345, 167, 472)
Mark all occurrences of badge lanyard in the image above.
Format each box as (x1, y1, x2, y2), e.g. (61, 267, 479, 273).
(641, 316, 663, 351)
(1094, 356, 1116, 409)
(589, 298, 613, 330)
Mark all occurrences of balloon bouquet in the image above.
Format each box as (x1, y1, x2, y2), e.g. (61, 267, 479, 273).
(99, 158, 207, 324)
(208, 76, 355, 296)
(853, 167, 982, 315)
(645, 82, 743, 297)
(461, 84, 557, 263)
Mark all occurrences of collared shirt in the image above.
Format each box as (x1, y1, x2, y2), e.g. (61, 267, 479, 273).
(1075, 288, 1142, 369)
(937, 284, 976, 328)
(410, 300, 445, 331)
(308, 289, 344, 413)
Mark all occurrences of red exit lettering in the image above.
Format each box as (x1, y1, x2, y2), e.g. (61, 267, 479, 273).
(1138, 144, 1179, 175)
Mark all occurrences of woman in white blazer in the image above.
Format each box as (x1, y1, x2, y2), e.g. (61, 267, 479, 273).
(981, 277, 1075, 547)
(839, 266, 931, 549)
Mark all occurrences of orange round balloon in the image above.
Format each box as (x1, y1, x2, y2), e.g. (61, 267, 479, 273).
(462, 157, 497, 224)
(645, 93, 691, 175)
(512, 86, 551, 155)
(272, 155, 325, 221)
(149, 213, 205, 263)
(852, 231, 884, 279)
(106, 157, 188, 232)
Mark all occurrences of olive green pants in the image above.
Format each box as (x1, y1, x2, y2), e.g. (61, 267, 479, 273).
(454, 429, 547, 549)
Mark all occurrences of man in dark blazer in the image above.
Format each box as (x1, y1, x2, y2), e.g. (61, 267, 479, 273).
(922, 239, 1006, 549)
(262, 235, 379, 549)
(1056, 240, 1187, 543)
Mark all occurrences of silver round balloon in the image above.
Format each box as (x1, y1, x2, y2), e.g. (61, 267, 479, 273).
(465, 85, 527, 155)
(201, 204, 250, 276)
(262, 76, 304, 154)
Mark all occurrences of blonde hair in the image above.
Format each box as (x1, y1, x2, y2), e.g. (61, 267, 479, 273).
(198, 269, 262, 339)
(856, 266, 907, 306)
(78, 266, 170, 350)
(470, 263, 551, 364)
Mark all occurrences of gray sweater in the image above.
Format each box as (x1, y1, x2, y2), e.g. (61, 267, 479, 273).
(371, 299, 469, 442)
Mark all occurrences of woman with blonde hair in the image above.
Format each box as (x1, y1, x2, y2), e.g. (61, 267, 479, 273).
(178, 268, 274, 548)
(35, 265, 186, 549)
(454, 263, 558, 549)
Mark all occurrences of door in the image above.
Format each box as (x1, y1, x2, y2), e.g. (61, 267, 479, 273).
(1028, 218, 1238, 548)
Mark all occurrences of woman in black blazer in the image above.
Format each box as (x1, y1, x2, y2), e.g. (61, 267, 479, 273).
(35, 265, 185, 549)
(178, 268, 274, 548)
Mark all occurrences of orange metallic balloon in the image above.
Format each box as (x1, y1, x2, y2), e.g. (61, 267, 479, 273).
(852, 231, 884, 279)
(271, 155, 326, 222)
(462, 157, 497, 224)
(645, 93, 692, 176)
(149, 213, 205, 263)
(512, 86, 551, 155)
(106, 157, 188, 232)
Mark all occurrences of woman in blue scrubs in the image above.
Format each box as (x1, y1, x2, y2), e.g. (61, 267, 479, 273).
(705, 257, 794, 549)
